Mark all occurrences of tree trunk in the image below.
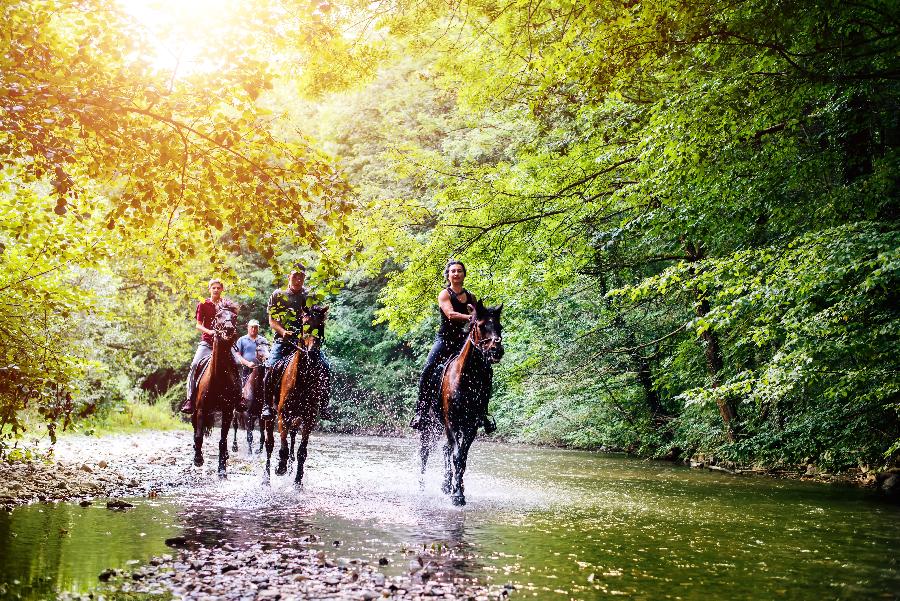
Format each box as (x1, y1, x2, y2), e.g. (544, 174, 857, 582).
(685, 241, 739, 441)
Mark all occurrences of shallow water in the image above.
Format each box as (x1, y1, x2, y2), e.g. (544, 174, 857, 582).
(1, 434, 898, 599)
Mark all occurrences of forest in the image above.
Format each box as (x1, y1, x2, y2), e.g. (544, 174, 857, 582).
(2, 0, 898, 474)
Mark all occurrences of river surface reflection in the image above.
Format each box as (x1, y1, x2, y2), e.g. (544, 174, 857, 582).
(1, 434, 898, 600)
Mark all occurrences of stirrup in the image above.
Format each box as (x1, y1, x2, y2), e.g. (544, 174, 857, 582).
(260, 405, 274, 420)
(409, 415, 423, 430)
(180, 399, 194, 415)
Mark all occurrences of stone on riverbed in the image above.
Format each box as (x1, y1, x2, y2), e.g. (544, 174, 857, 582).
(106, 499, 134, 510)
(73, 544, 509, 601)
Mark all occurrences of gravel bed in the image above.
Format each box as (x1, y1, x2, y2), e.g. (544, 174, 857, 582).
(58, 544, 513, 601)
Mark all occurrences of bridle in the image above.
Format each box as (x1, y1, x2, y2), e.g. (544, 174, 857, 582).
(213, 306, 237, 339)
(469, 313, 502, 354)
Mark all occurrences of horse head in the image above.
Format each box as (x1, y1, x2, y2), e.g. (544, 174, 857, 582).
(472, 300, 504, 364)
(213, 301, 239, 343)
(300, 305, 328, 347)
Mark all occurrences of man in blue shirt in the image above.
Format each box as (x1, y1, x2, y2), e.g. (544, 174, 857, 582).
(233, 319, 269, 386)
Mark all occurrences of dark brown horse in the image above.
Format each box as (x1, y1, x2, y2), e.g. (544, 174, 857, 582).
(420, 301, 504, 505)
(263, 306, 330, 486)
(191, 303, 241, 478)
(231, 365, 266, 455)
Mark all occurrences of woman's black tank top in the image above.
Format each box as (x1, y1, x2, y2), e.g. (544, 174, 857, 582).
(438, 287, 475, 341)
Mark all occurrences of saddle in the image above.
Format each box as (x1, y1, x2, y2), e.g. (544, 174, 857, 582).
(263, 352, 293, 408)
(188, 355, 242, 409)
(423, 358, 453, 418)
(264, 348, 330, 420)
(186, 355, 212, 406)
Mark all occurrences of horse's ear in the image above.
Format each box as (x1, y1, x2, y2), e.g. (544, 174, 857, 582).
(322, 306, 329, 314)
(497, 303, 503, 314)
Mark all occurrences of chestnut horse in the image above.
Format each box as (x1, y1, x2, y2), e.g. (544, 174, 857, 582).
(191, 303, 241, 478)
(263, 306, 330, 486)
(420, 301, 504, 505)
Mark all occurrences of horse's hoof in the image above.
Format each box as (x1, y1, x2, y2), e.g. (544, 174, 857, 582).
(262, 476, 270, 487)
(218, 471, 227, 480)
(231, 443, 238, 453)
(451, 495, 466, 506)
(275, 463, 287, 477)
(194, 455, 204, 467)
(293, 480, 303, 489)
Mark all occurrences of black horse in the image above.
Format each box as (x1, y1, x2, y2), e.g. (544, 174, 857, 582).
(263, 306, 331, 486)
(189, 303, 242, 478)
(420, 301, 504, 505)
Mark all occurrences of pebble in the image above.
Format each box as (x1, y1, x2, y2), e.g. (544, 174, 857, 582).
(61, 544, 509, 601)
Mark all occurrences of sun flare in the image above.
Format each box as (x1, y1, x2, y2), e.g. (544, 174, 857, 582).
(115, 0, 250, 74)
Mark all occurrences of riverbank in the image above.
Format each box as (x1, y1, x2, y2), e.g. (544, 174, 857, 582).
(0, 430, 198, 511)
(676, 452, 899, 496)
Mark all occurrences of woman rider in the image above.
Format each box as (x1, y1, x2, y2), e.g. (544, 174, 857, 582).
(409, 259, 496, 433)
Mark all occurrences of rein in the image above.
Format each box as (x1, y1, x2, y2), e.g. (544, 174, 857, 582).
(468, 313, 501, 354)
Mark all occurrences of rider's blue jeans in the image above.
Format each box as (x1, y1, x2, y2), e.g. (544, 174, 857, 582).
(265, 337, 297, 367)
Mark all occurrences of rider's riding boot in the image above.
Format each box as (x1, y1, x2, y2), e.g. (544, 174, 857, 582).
(260, 368, 274, 421)
(409, 413, 423, 430)
(482, 414, 497, 434)
(180, 396, 194, 415)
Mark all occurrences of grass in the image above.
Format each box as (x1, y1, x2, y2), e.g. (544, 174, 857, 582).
(86, 387, 189, 435)
(1, 389, 188, 460)
(88, 400, 189, 435)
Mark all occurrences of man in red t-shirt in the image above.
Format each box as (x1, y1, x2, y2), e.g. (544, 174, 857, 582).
(181, 279, 231, 414)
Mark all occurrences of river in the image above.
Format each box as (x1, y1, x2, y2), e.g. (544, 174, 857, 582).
(1, 434, 898, 599)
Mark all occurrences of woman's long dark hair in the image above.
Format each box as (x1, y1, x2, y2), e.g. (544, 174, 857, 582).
(444, 259, 466, 287)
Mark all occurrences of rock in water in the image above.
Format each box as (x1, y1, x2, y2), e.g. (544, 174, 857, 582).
(106, 499, 134, 510)
(165, 536, 188, 548)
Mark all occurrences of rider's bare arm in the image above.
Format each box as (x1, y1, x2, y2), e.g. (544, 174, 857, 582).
(196, 320, 215, 336)
(438, 289, 472, 323)
(269, 315, 290, 338)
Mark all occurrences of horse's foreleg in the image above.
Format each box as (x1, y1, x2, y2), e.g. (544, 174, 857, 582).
(294, 425, 312, 486)
(246, 415, 255, 455)
(257, 418, 265, 453)
(231, 410, 239, 453)
(441, 436, 453, 495)
(419, 429, 432, 476)
(450, 430, 476, 506)
(218, 409, 233, 479)
(289, 429, 297, 466)
(192, 411, 204, 467)
(275, 414, 289, 476)
(262, 418, 275, 485)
